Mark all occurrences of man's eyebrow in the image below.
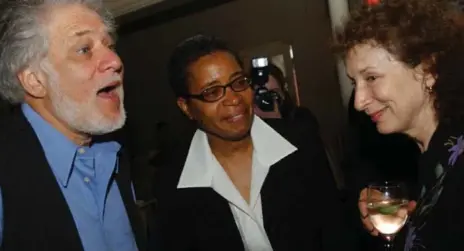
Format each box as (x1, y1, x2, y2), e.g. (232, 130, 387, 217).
(68, 27, 113, 39)
(70, 29, 92, 37)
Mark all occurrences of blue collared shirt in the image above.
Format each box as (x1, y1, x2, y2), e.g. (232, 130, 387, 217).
(0, 104, 138, 251)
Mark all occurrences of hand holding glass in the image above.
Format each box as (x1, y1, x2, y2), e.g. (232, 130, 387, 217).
(366, 182, 409, 250)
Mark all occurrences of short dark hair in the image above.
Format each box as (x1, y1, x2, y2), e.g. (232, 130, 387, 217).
(333, 0, 464, 122)
(168, 34, 243, 98)
(266, 63, 296, 114)
(268, 63, 286, 91)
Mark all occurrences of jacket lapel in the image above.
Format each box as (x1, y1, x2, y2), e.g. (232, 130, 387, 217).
(260, 150, 300, 247)
(191, 188, 245, 251)
(0, 109, 84, 250)
(116, 149, 147, 251)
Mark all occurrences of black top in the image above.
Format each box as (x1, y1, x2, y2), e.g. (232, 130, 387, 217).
(342, 89, 421, 251)
(396, 120, 464, 251)
(149, 118, 355, 251)
(345, 90, 420, 194)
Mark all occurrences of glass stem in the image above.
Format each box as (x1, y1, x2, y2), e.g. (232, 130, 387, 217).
(383, 234, 394, 251)
(383, 241, 393, 251)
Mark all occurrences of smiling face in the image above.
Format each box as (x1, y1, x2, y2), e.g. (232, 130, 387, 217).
(177, 51, 254, 141)
(345, 43, 436, 135)
(20, 3, 125, 136)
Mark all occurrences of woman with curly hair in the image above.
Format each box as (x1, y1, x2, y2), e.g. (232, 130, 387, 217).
(334, 0, 464, 250)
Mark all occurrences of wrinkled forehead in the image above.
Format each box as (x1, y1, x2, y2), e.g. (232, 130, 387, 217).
(44, 3, 111, 43)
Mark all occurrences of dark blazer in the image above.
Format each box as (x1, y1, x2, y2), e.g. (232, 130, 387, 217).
(0, 107, 146, 251)
(394, 120, 464, 251)
(150, 118, 354, 251)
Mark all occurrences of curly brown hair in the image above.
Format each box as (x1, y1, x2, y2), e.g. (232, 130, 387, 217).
(333, 0, 464, 123)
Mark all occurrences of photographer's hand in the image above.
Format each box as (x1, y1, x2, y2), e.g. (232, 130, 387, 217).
(253, 101, 282, 119)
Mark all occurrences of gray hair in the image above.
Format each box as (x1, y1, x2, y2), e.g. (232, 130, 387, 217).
(0, 0, 116, 104)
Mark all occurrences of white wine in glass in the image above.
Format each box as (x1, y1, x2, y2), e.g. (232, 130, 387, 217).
(367, 182, 409, 251)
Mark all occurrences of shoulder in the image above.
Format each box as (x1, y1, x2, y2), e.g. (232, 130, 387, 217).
(0, 107, 29, 148)
(151, 125, 195, 195)
(430, 120, 464, 168)
(0, 108, 40, 184)
(292, 106, 319, 127)
(263, 112, 321, 150)
(262, 116, 329, 180)
(444, 134, 464, 168)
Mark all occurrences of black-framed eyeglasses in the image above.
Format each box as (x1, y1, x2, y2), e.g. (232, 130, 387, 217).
(184, 77, 252, 102)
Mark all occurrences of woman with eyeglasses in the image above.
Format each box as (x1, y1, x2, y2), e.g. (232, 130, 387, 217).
(148, 34, 355, 251)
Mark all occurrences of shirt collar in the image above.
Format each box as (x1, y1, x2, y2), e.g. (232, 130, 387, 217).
(21, 103, 121, 186)
(177, 115, 297, 189)
(250, 116, 297, 166)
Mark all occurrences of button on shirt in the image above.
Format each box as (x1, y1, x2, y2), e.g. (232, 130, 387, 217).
(0, 104, 138, 251)
(178, 116, 297, 251)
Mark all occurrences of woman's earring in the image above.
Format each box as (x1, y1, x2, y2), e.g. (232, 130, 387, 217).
(426, 86, 433, 93)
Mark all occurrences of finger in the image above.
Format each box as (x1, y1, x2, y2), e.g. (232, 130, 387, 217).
(358, 188, 378, 236)
(407, 200, 417, 214)
(368, 227, 379, 236)
(358, 188, 369, 216)
(361, 215, 379, 236)
(360, 213, 378, 236)
(360, 214, 379, 236)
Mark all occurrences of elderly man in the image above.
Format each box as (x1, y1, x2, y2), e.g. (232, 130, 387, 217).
(0, 1, 144, 251)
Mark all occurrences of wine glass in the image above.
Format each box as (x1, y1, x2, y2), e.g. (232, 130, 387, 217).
(366, 181, 409, 251)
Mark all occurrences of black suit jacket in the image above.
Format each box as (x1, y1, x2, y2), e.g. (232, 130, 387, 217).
(150, 118, 354, 251)
(0, 107, 146, 251)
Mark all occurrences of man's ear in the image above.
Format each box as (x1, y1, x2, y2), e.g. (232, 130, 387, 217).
(177, 97, 193, 120)
(17, 68, 47, 98)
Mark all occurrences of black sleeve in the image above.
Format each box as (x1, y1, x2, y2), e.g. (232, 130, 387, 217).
(148, 161, 195, 251)
(149, 189, 195, 251)
(300, 124, 356, 251)
(148, 131, 195, 251)
(266, 118, 357, 251)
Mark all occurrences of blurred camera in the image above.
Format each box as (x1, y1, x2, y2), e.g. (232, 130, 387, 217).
(251, 57, 278, 112)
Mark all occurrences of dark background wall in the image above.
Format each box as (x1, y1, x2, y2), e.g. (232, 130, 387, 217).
(116, 0, 346, 170)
